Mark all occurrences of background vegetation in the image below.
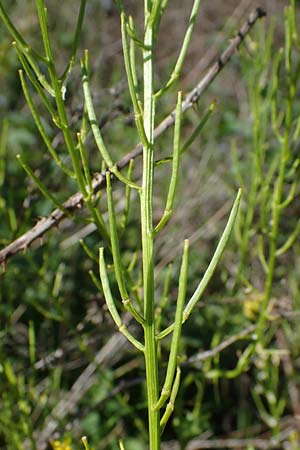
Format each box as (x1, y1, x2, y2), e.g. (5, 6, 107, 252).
(0, 1, 300, 449)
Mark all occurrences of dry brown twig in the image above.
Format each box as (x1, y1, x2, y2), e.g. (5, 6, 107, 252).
(0, 7, 266, 266)
(162, 416, 300, 449)
(184, 324, 256, 366)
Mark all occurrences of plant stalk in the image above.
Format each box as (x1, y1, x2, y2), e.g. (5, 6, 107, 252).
(141, 3, 160, 449)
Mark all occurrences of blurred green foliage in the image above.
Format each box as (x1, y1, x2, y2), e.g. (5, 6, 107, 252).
(0, 1, 300, 449)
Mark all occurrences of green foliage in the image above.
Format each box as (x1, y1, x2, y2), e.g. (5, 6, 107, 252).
(0, 1, 300, 450)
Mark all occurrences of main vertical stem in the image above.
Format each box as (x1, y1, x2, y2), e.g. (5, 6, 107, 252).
(141, 3, 160, 449)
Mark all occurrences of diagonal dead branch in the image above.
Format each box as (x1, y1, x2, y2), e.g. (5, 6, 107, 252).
(0, 7, 266, 266)
(162, 416, 300, 449)
(184, 324, 256, 366)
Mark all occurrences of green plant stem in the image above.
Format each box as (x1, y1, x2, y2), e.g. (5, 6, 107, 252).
(34, 0, 109, 240)
(0, 119, 9, 188)
(16, 154, 73, 218)
(120, 159, 134, 232)
(35, 0, 87, 196)
(157, 189, 241, 340)
(141, 3, 160, 448)
(234, 85, 263, 287)
(18, 69, 73, 177)
(81, 50, 141, 190)
(60, 0, 87, 82)
(80, 240, 98, 263)
(106, 172, 144, 325)
(0, 1, 56, 97)
(156, 264, 172, 334)
(121, 12, 148, 146)
(155, 0, 202, 98)
(13, 43, 60, 126)
(154, 101, 215, 167)
(257, 95, 293, 341)
(99, 247, 144, 352)
(0, 2, 44, 61)
(154, 91, 182, 234)
(155, 240, 188, 410)
(276, 219, 300, 256)
(160, 366, 181, 433)
(77, 133, 93, 195)
(81, 436, 91, 450)
(256, 9, 296, 341)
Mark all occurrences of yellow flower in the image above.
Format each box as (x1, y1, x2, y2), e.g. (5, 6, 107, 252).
(51, 437, 72, 450)
(243, 291, 264, 320)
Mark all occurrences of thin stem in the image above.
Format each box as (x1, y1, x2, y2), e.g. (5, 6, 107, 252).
(154, 91, 182, 234)
(35, 0, 53, 60)
(184, 190, 241, 320)
(81, 54, 113, 168)
(99, 247, 144, 352)
(180, 101, 215, 156)
(106, 172, 145, 325)
(77, 136, 109, 238)
(80, 240, 98, 263)
(88, 269, 103, 291)
(257, 235, 268, 274)
(155, 240, 188, 410)
(81, 436, 91, 450)
(234, 80, 264, 287)
(118, 440, 125, 450)
(16, 154, 73, 218)
(60, 0, 87, 82)
(276, 219, 300, 257)
(128, 16, 140, 95)
(160, 366, 181, 434)
(28, 320, 36, 366)
(126, 17, 147, 49)
(40, 35, 110, 240)
(0, 119, 9, 188)
(19, 69, 73, 177)
(0, 2, 44, 61)
(120, 159, 134, 233)
(154, 101, 215, 166)
(157, 189, 241, 340)
(257, 88, 294, 341)
(28, 7, 109, 240)
(77, 132, 93, 196)
(81, 51, 141, 190)
(0, 2, 55, 97)
(13, 42, 60, 126)
(141, 2, 160, 447)
(35, 0, 91, 206)
(155, 0, 202, 98)
(121, 12, 148, 147)
(279, 179, 298, 209)
(155, 264, 172, 334)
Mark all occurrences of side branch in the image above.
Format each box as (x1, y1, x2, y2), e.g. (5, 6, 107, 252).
(0, 7, 266, 266)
